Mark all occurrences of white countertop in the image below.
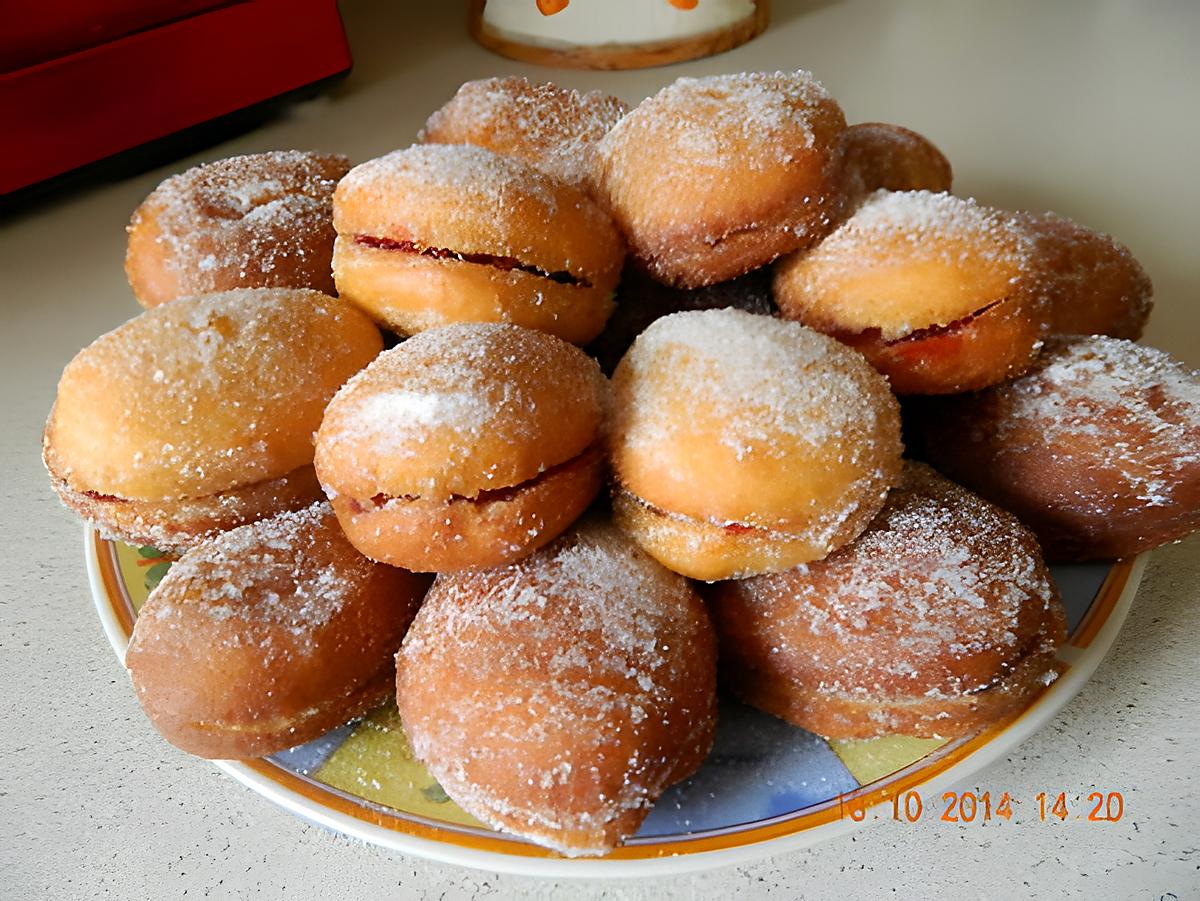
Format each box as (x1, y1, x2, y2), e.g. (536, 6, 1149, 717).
(3, 1, 1198, 897)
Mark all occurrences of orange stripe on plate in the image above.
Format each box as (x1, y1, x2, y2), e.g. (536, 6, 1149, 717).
(95, 531, 135, 638)
(1070, 558, 1134, 649)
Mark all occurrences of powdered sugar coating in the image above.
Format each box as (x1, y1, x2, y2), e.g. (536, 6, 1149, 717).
(1017, 210, 1153, 340)
(315, 323, 606, 501)
(142, 503, 367, 640)
(983, 336, 1200, 509)
(396, 520, 716, 855)
(333, 143, 625, 291)
(599, 70, 833, 173)
(45, 288, 382, 501)
(611, 308, 902, 533)
(336, 143, 560, 231)
(718, 462, 1063, 699)
(841, 122, 953, 198)
(620, 309, 880, 454)
(420, 77, 628, 191)
(126, 502, 429, 758)
(127, 151, 348, 303)
(593, 71, 846, 287)
(776, 190, 1035, 339)
(845, 189, 1016, 241)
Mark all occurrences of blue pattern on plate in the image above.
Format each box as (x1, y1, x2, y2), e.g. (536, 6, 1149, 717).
(271, 722, 358, 776)
(1049, 562, 1109, 631)
(637, 697, 858, 836)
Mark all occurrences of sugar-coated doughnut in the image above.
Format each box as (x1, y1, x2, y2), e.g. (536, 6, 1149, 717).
(908, 336, 1200, 561)
(774, 190, 1043, 394)
(595, 71, 846, 288)
(840, 122, 953, 203)
(125, 151, 349, 308)
(126, 503, 431, 759)
(395, 519, 717, 856)
(585, 264, 775, 374)
(419, 76, 628, 194)
(315, 323, 607, 571)
(1018, 211, 1153, 340)
(332, 144, 624, 344)
(609, 308, 903, 580)
(712, 462, 1067, 740)
(44, 288, 382, 551)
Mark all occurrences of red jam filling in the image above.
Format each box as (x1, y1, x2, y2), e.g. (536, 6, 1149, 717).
(354, 235, 588, 287)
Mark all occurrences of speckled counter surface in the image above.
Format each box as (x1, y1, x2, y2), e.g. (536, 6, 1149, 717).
(3, 2, 1198, 898)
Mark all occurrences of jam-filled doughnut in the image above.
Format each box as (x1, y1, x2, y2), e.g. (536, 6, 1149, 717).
(332, 144, 624, 344)
(1018, 211, 1153, 340)
(609, 308, 902, 580)
(841, 122, 953, 202)
(125, 151, 349, 308)
(126, 503, 431, 759)
(395, 519, 717, 856)
(774, 190, 1043, 394)
(712, 462, 1068, 740)
(908, 336, 1200, 561)
(43, 288, 382, 551)
(419, 76, 628, 194)
(315, 323, 607, 571)
(594, 70, 846, 288)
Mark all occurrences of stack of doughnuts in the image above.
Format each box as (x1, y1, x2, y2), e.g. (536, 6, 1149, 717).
(44, 64, 1195, 857)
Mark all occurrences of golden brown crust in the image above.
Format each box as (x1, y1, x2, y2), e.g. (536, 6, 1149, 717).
(841, 122, 953, 202)
(774, 190, 1047, 394)
(611, 484, 881, 582)
(330, 447, 605, 572)
(143, 663, 397, 761)
(419, 76, 628, 193)
(395, 520, 717, 855)
(595, 71, 846, 288)
(47, 461, 322, 554)
(126, 504, 431, 759)
(332, 144, 623, 342)
(44, 288, 381, 501)
(774, 191, 1035, 341)
(830, 297, 1046, 395)
(315, 323, 607, 501)
(1017, 211, 1153, 340)
(908, 336, 1200, 560)
(125, 151, 349, 308)
(722, 639, 1063, 740)
(711, 462, 1068, 739)
(331, 238, 613, 344)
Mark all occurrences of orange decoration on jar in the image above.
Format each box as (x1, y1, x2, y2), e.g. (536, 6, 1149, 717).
(470, 0, 771, 70)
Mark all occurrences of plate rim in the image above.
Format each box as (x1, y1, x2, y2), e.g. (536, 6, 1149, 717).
(85, 526, 1147, 877)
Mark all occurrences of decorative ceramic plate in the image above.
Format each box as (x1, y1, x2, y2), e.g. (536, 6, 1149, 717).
(87, 528, 1145, 877)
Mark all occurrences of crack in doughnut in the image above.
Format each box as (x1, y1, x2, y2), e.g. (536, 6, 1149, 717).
(346, 446, 599, 513)
(353, 235, 590, 288)
(887, 298, 1007, 346)
(829, 299, 1010, 349)
(82, 489, 130, 504)
(621, 484, 793, 538)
